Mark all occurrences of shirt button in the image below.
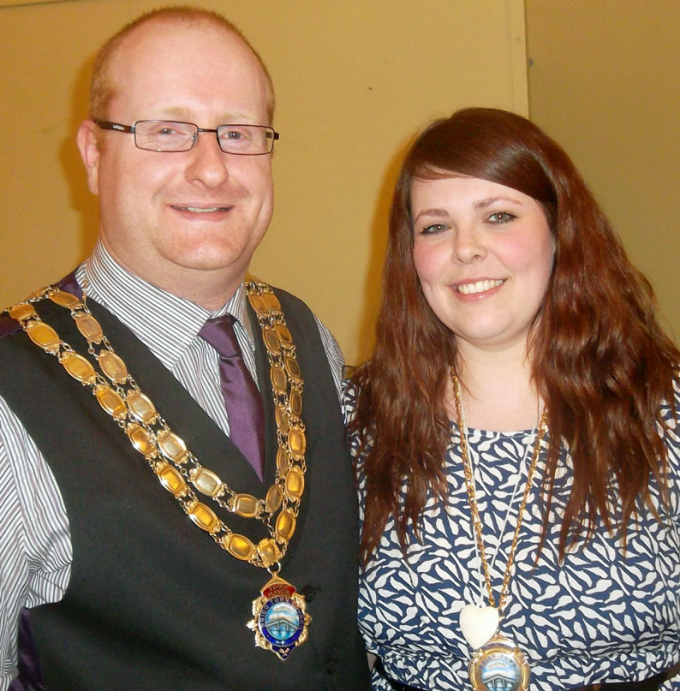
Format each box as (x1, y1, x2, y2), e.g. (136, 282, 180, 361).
(300, 585, 319, 602)
(326, 657, 337, 674)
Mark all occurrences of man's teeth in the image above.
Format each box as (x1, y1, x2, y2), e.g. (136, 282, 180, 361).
(457, 279, 503, 295)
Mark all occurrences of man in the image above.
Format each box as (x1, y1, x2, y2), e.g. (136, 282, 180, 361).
(0, 7, 369, 690)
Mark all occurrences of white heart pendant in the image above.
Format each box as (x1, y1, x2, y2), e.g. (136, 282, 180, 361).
(459, 604, 499, 649)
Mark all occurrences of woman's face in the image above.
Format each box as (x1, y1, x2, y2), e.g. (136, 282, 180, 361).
(411, 175, 555, 355)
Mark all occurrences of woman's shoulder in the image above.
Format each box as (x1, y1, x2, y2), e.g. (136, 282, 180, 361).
(660, 377, 680, 427)
(341, 377, 360, 427)
(659, 378, 680, 476)
(672, 376, 680, 410)
(342, 378, 376, 463)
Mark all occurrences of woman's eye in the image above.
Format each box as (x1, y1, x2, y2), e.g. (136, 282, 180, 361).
(419, 223, 448, 235)
(487, 212, 516, 225)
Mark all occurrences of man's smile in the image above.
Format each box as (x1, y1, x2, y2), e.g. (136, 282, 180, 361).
(171, 205, 231, 213)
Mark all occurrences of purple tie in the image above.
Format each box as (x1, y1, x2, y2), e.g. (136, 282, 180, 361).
(199, 315, 265, 479)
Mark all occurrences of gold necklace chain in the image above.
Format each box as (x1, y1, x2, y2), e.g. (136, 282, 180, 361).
(451, 371, 548, 613)
(7, 276, 306, 573)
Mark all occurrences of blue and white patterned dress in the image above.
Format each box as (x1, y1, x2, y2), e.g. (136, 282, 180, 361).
(344, 382, 680, 690)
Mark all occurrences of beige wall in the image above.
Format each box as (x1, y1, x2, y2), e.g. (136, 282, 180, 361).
(0, 0, 527, 365)
(526, 0, 680, 342)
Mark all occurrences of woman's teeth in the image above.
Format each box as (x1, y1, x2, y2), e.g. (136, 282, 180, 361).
(457, 279, 503, 295)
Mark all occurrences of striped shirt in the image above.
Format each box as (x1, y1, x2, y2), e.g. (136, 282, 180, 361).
(0, 242, 344, 690)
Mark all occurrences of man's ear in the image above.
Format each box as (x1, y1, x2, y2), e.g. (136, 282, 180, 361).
(76, 119, 101, 196)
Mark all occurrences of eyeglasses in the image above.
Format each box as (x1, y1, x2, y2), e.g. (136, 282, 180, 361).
(94, 120, 279, 155)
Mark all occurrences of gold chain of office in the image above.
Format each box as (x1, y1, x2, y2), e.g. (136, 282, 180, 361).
(7, 277, 307, 572)
(452, 371, 548, 613)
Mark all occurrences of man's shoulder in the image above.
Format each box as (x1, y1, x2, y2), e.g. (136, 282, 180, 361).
(0, 312, 23, 340)
(269, 284, 311, 311)
(265, 284, 318, 329)
(0, 287, 37, 340)
(0, 271, 80, 342)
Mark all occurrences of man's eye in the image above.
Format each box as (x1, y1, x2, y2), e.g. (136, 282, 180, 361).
(145, 122, 193, 138)
(220, 127, 253, 143)
(147, 125, 185, 137)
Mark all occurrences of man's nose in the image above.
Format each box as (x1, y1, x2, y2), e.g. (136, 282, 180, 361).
(184, 130, 230, 187)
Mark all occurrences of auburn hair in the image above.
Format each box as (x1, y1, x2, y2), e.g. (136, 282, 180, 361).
(350, 107, 678, 563)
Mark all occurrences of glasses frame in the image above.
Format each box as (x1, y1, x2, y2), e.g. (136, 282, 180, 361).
(93, 119, 279, 155)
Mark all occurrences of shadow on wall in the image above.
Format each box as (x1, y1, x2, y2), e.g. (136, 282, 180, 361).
(61, 52, 99, 264)
(352, 137, 414, 367)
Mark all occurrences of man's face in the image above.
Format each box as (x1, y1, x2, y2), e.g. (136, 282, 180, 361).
(78, 20, 273, 298)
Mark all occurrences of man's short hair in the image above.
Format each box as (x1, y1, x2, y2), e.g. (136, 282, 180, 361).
(89, 6, 276, 125)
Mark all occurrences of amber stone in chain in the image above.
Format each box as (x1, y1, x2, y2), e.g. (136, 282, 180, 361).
(288, 426, 306, 460)
(98, 351, 128, 384)
(8, 303, 36, 322)
(276, 448, 291, 474)
(157, 430, 188, 463)
(271, 365, 287, 394)
(257, 538, 281, 567)
(228, 493, 262, 519)
(248, 294, 268, 314)
(262, 328, 281, 354)
(74, 313, 104, 344)
(49, 289, 81, 308)
(189, 467, 223, 498)
(94, 384, 127, 420)
(289, 390, 302, 417)
(188, 501, 220, 533)
(285, 356, 301, 381)
(156, 462, 187, 495)
(25, 321, 61, 353)
(276, 406, 290, 434)
(285, 468, 305, 500)
(225, 533, 256, 560)
(126, 390, 158, 424)
(127, 424, 157, 458)
(275, 509, 296, 541)
(61, 352, 97, 384)
(234, 496, 261, 519)
(265, 484, 284, 513)
(263, 292, 280, 310)
(275, 325, 293, 346)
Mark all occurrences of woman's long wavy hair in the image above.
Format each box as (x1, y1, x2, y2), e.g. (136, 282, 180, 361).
(350, 107, 679, 563)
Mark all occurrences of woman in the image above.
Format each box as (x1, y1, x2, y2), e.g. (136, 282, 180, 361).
(346, 108, 680, 691)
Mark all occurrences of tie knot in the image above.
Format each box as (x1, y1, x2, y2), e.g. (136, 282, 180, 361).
(199, 315, 240, 359)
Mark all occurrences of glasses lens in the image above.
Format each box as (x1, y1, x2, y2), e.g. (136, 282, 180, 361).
(216, 125, 274, 154)
(135, 121, 197, 152)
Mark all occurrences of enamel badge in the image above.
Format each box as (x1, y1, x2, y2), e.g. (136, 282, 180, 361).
(469, 633, 530, 691)
(247, 575, 311, 661)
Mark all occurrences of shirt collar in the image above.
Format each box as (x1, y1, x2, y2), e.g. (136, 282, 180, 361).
(75, 241, 256, 369)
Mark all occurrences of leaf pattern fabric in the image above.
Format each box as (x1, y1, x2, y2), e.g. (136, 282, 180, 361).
(344, 382, 680, 690)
